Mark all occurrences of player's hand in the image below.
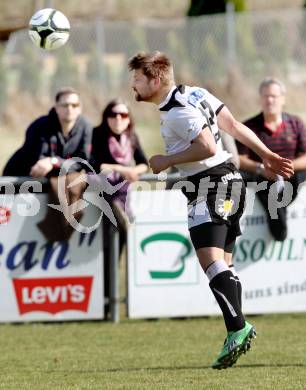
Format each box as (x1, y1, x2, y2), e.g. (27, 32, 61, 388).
(262, 152, 294, 179)
(30, 157, 53, 177)
(149, 155, 170, 174)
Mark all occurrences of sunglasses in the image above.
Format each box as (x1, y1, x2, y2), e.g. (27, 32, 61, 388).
(108, 111, 129, 119)
(57, 102, 80, 108)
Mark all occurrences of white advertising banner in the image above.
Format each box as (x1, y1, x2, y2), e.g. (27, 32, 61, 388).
(0, 192, 103, 322)
(236, 186, 306, 314)
(127, 188, 306, 318)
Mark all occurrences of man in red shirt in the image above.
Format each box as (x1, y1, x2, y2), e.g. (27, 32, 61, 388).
(237, 77, 306, 240)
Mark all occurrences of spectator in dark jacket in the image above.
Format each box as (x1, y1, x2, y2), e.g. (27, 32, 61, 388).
(3, 87, 92, 177)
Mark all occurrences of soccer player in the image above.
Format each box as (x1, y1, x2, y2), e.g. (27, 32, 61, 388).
(128, 51, 294, 369)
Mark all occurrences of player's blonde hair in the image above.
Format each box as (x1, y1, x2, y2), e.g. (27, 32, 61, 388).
(128, 51, 174, 86)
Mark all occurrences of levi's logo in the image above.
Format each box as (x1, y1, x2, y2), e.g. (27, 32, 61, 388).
(0, 206, 11, 224)
(13, 276, 93, 315)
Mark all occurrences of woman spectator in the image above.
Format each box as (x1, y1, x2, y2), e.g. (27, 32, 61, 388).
(91, 98, 148, 317)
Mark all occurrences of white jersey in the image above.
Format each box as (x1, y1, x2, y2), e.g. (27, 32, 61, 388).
(158, 85, 232, 176)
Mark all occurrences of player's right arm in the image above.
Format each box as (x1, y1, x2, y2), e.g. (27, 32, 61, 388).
(149, 129, 216, 174)
(150, 108, 216, 174)
(167, 129, 216, 165)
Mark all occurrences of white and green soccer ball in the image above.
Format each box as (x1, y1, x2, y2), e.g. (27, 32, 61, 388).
(28, 8, 70, 50)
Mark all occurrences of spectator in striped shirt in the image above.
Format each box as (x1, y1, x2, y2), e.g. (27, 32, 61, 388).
(237, 77, 306, 241)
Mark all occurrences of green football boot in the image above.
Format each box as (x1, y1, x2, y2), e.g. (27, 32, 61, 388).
(212, 321, 256, 369)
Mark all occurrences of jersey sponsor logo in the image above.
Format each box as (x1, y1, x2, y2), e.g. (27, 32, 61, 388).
(13, 276, 93, 315)
(0, 207, 11, 225)
(188, 89, 205, 108)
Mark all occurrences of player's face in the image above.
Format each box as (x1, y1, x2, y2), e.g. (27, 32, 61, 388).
(131, 69, 157, 102)
(260, 84, 285, 116)
(107, 103, 130, 135)
(55, 93, 81, 124)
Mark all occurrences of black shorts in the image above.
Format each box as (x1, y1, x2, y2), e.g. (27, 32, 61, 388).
(181, 162, 246, 251)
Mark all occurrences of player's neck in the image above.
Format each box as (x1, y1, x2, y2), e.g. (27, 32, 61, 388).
(153, 84, 175, 105)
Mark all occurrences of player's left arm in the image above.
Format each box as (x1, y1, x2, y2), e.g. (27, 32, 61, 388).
(217, 105, 294, 178)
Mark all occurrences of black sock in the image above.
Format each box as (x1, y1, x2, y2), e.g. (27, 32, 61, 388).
(229, 264, 242, 309)
(206, 261, 245, 332)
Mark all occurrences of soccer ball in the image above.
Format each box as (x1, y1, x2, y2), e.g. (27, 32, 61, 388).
(28, 8, 70, 50)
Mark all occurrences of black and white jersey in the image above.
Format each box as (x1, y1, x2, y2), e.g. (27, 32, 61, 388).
(158, 85, 231, 176)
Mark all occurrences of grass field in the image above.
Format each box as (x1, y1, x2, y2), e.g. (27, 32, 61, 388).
(0, 313, 305, 389)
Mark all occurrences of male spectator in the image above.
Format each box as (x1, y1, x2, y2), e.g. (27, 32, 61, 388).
(30, 87, 92, 177)
(237, 77, 306, 241)
(3, 87, 93, 242)
(3, 87, 92, 177)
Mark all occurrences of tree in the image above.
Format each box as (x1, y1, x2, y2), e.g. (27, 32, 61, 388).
(187, 0, 226, 16)
(187, 0, 246, 16)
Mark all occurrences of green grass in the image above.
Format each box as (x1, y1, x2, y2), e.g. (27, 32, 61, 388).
(0, 314, 305, 389)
